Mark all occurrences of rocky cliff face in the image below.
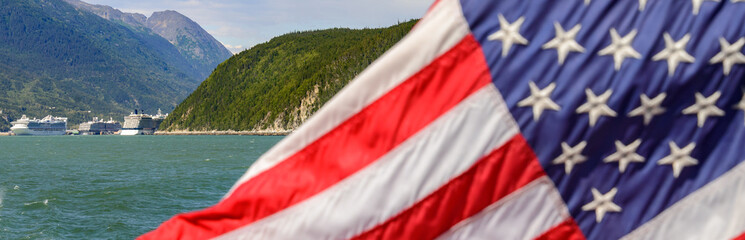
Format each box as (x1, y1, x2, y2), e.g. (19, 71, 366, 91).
(62, 0, 147, 27)
(146, 10, 234, 79)
(62, 0, 233, 80)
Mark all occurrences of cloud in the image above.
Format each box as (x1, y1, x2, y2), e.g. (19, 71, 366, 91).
(221, 43, 245, 54)
(83, 0, 432, 51)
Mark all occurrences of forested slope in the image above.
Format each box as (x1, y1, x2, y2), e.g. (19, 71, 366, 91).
(160, 20, 417, 131)
(0, 0, 204, 130)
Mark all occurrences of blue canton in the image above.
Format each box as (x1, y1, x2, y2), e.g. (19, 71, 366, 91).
(459, 0, 745, 239)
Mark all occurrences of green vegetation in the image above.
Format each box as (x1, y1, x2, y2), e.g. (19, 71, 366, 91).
(160, 20, 417, 131)
(0, 0, 205, 130)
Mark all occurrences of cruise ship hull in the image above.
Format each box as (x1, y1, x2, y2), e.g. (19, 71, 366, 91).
(120, 129, 155, 135)
(78, 119, 122, 135)
(11, 125, 65, 136)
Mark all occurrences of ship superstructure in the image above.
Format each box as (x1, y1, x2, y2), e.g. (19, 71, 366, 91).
(152, 108, 168, 128)
(121, 109, 167, 135)
(10, 115, 68, 136)
(78, 117, 122, 135)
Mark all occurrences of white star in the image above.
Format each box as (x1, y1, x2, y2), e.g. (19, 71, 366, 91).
(487, 14, 529, 57)
(682, 91, 725, 127)
(585, 0, 591, 5)
(735, 89, 745, 125)
(652, 33, 695, 76)
(582, 188, 622, 223)
(604, 139, 645, 173)
(517, 82, 561, 121)
(576, 89, 617, 127)
(691, 0, 719, 15)
(553, 141, 587, 174)
(658, 142, 698, 178)
(542, 22, 585, 65)
(628, 93, 667, 125)
(709, 37, 745, 76)
(599, 28, 641, 71)
(639, 0, 648, 10)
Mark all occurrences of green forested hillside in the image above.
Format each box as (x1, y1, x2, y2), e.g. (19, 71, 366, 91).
(0, 0, 204, 130)
(160, 20, 417, 131)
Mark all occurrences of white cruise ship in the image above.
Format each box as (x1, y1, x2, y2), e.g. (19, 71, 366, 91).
(10, 115, 68, 136)
(78, 117, 122, 135)
(120, 109, 168, 135)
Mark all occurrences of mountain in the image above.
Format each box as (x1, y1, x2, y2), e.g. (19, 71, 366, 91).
(60, 0, 147, 27)
(159, 20, 417, 132)
(62, 0, 233, 80)
(146, 11, 234, 79)
(0, 0, 206, 130)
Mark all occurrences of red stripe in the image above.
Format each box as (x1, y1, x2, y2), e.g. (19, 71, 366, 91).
(534, 218, 586, 240)
(139, 35, 492, 240)
(427, 0, 444, 13)
(733, 231, 745, 240)
(351, 135, 546, 240)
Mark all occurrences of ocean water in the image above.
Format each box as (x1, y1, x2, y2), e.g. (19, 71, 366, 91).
(0, 135, 283, 239)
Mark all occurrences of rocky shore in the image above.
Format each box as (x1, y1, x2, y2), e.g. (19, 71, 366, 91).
(154, 130, 290, 136)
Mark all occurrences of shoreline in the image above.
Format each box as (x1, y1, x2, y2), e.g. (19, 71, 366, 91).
(154, 130, 291, 136)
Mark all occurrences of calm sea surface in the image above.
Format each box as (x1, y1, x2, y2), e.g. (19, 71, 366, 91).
(0, 135, 283, 239)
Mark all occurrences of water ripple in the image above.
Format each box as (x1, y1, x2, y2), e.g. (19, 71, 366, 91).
(0, 135, 282, 239)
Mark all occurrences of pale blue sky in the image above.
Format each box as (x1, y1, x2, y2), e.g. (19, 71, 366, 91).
(84, 0, 432, 53)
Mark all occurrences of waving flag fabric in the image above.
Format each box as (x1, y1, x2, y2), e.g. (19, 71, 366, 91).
(141, 0, 745, 239)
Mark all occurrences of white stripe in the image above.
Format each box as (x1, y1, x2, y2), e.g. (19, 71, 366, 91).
(225, 0, 471, 197)
(622, 160, 745, 240)
(437, 177, 571, 240)
(216, 85, 519, 240)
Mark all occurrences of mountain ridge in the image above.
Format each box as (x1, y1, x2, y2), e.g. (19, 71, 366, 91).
(146, 10, 234, 78)
(60, 0, 147, 27)
(62, 0, 233, 79)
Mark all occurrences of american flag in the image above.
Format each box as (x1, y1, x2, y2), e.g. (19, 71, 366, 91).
(141, 0, 745, 239)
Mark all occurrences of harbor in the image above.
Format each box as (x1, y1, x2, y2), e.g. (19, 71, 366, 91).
(0, 108, 295, 136)
(0, 109, 169, 136)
